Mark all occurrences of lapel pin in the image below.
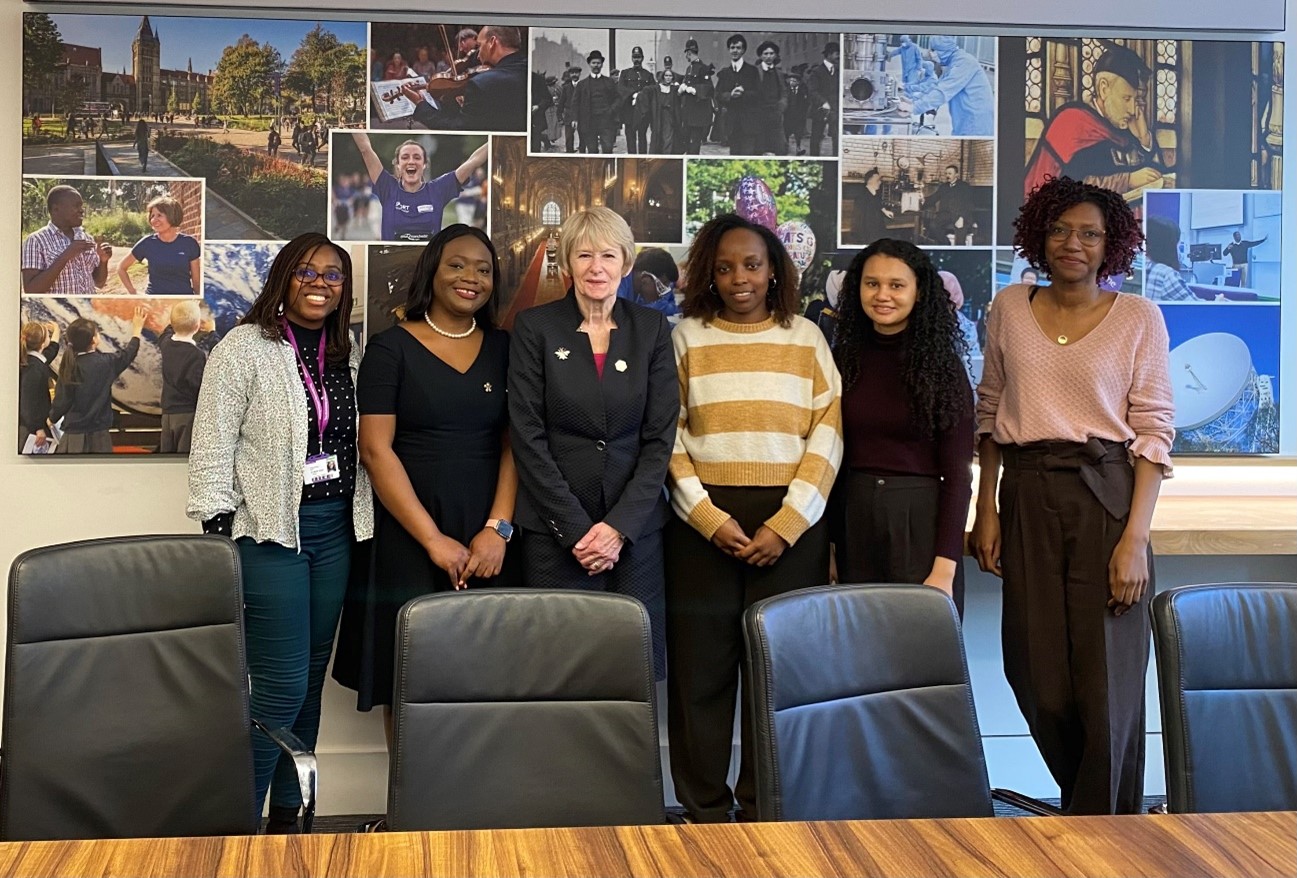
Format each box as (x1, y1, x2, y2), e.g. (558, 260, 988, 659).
(483, 382, 493, 392)
(614, 359, 628, 372)
(555, 347, 570, 360)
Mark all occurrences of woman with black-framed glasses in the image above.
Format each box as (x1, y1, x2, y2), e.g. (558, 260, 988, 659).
(970, 176, 1173, 815)
(188, 232, 373, 834)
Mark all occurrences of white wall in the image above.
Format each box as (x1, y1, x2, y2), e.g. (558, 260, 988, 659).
(29, 0, 1287, 31)
(4, 1, 1295, 815)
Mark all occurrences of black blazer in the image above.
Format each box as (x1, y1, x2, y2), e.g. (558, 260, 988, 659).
(18, 345, 58, 433)
(509, 292, 678, 549)
(411, 51, 527, 132)
(715, 62, 762, 140)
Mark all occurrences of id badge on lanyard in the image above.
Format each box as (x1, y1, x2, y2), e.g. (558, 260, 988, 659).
(285, 323, 340, 485)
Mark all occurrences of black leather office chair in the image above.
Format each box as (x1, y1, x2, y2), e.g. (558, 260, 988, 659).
(387, 589, 666, 830)
(1151, 581, 1297, 813)
(744, 584, 1058, 821)
(1, 535, 317, 840)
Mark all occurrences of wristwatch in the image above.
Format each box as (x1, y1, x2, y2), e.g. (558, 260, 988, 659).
(485, 518, 514, 542)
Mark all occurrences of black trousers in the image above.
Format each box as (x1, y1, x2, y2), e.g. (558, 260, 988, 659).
(809, 108, 836, 156)
(755, 112, 786, 155)
(580, 121, 616, 153)
(665, 485, 830, 821)
(998, 442, 1151, 814)
(728, 132, 757, 155)
(836, 471, 965, 618)
(521, 526, 666, 679)
(682, 126, 706, 155)
(628, 118, 650, 153)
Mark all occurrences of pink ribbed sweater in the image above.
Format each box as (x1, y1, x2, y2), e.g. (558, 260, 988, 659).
(976, 286, 1175, 474)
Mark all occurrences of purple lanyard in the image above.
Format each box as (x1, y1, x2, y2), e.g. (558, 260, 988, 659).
(283, 322, 330, 446)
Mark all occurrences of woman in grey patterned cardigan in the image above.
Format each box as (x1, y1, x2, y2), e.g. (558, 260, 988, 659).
(188, 232, 373, 833)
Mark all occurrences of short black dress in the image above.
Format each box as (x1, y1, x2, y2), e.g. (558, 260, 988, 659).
(333, 324, 515, 710)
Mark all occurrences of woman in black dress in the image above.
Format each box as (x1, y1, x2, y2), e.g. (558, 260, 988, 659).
(333, 224, 517, 731)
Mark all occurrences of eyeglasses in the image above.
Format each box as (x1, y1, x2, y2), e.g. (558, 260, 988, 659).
(1046, 226, 1106, 246)
(293, 267, 346, 285)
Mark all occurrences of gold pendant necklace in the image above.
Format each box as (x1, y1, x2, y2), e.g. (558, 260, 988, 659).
(1057, 334, 1069, 345)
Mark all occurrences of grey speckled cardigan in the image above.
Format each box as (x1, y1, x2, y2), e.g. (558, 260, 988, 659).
(187, 324, 374, 548)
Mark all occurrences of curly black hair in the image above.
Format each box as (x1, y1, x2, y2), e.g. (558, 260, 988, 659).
(832, 238, 970, 438)
(1013, 175, 1144, 282)
(241, 232, 354, 366)
(681, 213, 800, 327)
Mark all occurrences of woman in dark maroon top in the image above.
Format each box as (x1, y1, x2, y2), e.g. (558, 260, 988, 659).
(832, 238, 974, 614)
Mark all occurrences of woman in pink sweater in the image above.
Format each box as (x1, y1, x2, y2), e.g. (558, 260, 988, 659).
(971, 176, 1174, 815)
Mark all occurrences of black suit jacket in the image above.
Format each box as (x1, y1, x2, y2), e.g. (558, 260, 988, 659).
(18, 345, 58, 434)
(411, 51, 527, 131)
(804, 60, 838, 112)
(574, 75, 622, 132)
(508, 292, 678, 548)
(715, 62, 762, 139)
(558, 80, 578, 123)
(929, 180, 976, 224)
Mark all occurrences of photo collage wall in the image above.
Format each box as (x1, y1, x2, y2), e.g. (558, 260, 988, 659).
(19, 13, 1286, 455)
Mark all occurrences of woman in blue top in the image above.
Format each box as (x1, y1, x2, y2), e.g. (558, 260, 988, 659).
(117, 195, 201, 295)
(351, 131, 487, 242)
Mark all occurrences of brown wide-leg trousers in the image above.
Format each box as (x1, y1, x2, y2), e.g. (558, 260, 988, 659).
(998, 441, 1151, 815)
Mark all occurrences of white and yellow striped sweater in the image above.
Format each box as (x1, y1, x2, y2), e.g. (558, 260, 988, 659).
(668, 314, 843, 545)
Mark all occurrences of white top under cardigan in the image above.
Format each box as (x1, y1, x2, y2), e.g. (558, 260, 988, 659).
(187, 324, 375, 548)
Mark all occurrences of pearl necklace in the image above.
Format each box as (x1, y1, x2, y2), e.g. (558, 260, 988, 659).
(425, 313, 475, 339)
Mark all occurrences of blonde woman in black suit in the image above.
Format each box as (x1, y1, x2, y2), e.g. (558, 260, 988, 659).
(508, 207, 679, 677)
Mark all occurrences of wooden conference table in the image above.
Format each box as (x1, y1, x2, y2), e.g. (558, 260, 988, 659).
(0, 811, 1291, 878)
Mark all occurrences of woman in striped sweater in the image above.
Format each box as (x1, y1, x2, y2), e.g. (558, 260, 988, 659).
(665, 212, 842, 823)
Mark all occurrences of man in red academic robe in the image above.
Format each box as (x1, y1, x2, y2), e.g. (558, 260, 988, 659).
(1024, 43, 1168, 199)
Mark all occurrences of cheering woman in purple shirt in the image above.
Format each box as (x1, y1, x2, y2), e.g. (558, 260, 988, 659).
(351, 132, 487, 242)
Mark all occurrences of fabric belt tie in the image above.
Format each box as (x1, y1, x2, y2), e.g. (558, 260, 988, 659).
(1001, 438, 1131, 521)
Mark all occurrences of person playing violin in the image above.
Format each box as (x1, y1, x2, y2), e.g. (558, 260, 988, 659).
(402, 25, 528, 133)
(454, 28, 479, 64)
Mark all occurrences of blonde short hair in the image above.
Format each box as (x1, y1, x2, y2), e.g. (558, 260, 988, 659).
(557, 207, 635, 277)
(169, 299, 201, 334)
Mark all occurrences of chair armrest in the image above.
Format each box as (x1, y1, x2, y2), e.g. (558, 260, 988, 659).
(252, 718, 318, 834)
(991, 788, 1064, 817)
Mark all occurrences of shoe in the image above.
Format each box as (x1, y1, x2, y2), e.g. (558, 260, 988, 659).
(359, 817, 388, 832)
(264, 806, 300, 834)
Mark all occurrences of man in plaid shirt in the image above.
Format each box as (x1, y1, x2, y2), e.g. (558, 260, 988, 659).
(21, 185, 111, 295)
